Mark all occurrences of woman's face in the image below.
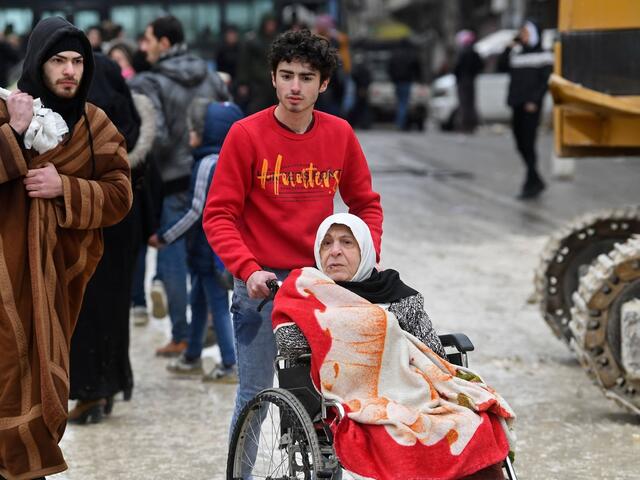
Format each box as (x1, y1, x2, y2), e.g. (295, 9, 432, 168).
(518, 26, 530, 45)
(319, 224, 361, 282)
(109, 48, 131, 72)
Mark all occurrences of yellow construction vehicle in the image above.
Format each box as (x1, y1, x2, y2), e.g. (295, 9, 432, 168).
(535, 0, 640, 415)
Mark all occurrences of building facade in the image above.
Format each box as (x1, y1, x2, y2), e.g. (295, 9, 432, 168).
(0, 0, 272, 40)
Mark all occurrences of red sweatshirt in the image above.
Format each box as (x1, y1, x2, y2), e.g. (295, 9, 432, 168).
(203, 106, 383, 282)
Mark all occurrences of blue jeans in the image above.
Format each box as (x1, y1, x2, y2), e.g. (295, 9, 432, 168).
(131, 245, 147, 308)
(156, 192, 189, 342)
(394, 81, 412, 130)
(229, 269, 290, 437)
(187, 271, 235, 365)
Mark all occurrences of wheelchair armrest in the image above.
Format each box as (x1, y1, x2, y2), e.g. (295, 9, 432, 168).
(438, 333, 475, 353)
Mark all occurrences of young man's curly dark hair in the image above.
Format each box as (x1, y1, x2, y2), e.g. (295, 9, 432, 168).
(268, 29, 338, 83)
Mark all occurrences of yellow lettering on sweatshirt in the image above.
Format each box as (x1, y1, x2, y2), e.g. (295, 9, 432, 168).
(257, 155, 342, 195)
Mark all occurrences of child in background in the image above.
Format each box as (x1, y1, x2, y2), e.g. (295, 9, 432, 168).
(149, 99, 244, 382)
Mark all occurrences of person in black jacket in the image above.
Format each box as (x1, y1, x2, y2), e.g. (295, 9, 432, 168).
(68, 52, 141, 424)
(215, 25, 240, 81)
(498, 20, 553, 199)
(453, 30, 484, 133)
(0, 34, 20, 88)
(235, 14, 279, 114)
(348, 52, 372, 129)
(388, 38, 421, 130)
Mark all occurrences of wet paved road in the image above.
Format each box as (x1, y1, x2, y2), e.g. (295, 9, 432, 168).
(55, 126, 640, 479)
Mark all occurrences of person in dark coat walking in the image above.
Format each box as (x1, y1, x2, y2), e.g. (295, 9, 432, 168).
(235, 14, 279, 114)
(499, 20, 553, 199)
(388, 38, 421, 130)
(215, 25, 240, 81)
(348, 52, 372, 129)
(0, 34, 20, 87)
(68, 52, 141, 424)
(313, 14, 351, 118)
(453, 30, 484, 133)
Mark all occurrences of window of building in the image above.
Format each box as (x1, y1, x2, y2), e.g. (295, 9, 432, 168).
(0, 8, 33, 35)
(111, 4, 165, 38)
(168, 3, 221, 42)
(41, 11, 67, 20)
(75, 10, 101, 31)
(254, 0, 273, 23)
(111, 6, 139, 37)
(227, 1, 252, 30)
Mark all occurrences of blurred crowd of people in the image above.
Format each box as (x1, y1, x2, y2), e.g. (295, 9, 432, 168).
(2, 12, 429, 132)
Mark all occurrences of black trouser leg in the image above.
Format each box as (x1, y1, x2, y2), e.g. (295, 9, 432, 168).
(512, 105, 543, 187)
(457, 79, 478, 132)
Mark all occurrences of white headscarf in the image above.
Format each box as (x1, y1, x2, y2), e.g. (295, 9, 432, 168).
(314, 213, 377, 283)
(523, 21, 539, 48)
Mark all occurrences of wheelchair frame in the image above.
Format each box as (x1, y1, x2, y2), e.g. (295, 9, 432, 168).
(227, 333, 518, 480)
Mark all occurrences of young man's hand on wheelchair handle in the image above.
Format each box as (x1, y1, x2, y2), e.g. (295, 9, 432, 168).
(247, 270, 278, 299)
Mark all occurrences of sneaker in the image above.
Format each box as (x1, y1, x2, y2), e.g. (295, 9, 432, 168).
(155, 340, 188, 358)
(131, 306, 149, 326)
(167, 353, 203, 375)
(150, 280, 168, 319)
(202, 364, 238, 384)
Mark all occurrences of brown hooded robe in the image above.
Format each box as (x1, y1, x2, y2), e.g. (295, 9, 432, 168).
(0, 99, 132, 479)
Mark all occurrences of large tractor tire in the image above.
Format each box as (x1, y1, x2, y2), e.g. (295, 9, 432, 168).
(570, 236, 640, 415)
(535, 206, 640, 344)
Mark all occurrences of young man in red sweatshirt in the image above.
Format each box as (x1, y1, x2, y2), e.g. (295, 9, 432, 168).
(202, 29, 383, 432)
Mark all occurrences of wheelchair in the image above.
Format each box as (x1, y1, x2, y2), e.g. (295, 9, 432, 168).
(226, 331, 518, 480)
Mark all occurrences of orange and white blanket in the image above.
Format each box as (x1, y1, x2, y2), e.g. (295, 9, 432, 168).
(272, 268, 516, 480)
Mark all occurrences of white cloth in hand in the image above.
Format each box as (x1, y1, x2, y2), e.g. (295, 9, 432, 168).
(0, 87, 69, 154)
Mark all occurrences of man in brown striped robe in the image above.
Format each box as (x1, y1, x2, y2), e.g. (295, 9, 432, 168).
(0, 17, 132, 480)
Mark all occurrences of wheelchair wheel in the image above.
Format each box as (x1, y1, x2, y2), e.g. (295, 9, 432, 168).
(227, 388, 326, 480)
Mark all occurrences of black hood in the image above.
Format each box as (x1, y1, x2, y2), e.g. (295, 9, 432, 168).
(17, 17, 95, 130)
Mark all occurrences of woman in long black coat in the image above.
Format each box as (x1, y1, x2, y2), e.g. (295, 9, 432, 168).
(68, 52, 143, 423)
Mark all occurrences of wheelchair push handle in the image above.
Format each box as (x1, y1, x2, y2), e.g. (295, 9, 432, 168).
(257, 279, 280, 312)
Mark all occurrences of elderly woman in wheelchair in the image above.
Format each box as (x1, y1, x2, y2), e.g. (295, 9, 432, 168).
(227, 213, 517, 480)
